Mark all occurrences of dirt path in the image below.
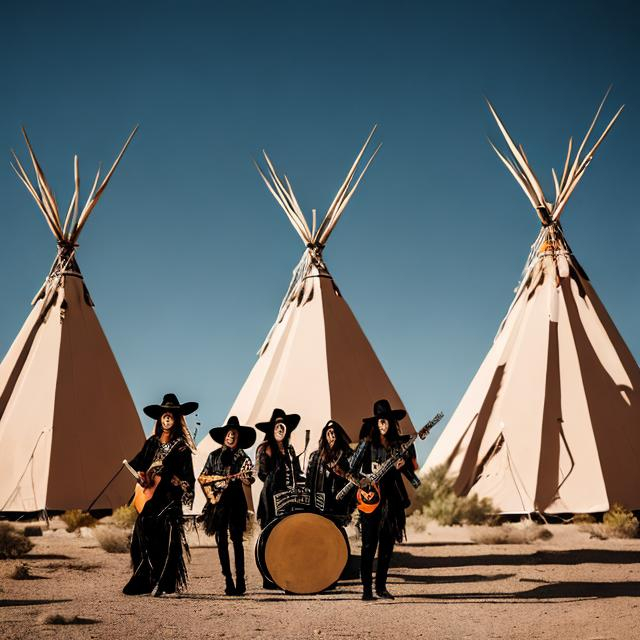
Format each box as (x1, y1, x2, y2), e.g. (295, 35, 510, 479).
(1, 523, 639, 639)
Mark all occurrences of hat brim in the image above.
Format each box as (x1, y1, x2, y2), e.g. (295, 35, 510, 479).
(143, 401, 199, 420)
(209, 425, 256, 449)
(255, 413, 301, 434)
(363, 408, 406, 423)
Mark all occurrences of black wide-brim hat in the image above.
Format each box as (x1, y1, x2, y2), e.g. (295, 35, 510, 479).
(363, 398, 407, 424)
(143, 393, 199, 420)
(255, 408, 301, 434)
(209, 416, 256, 449)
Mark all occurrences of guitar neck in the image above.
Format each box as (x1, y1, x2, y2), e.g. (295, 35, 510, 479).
(369, 412, 443, 484)
(122, 459, 139, 480)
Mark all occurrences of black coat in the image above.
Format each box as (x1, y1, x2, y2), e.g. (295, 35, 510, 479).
(123, 435, 195, 595)
(306, 448, 353, 523)
(351, 438, 415, 542)
(256, 442, 303, 528)
(199, 446, 252, 535)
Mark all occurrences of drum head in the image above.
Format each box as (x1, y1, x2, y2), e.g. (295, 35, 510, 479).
(264, 512, 348, 594)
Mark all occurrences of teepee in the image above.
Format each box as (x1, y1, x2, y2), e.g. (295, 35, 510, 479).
(423, 92, 640, 514)
(193, 128, 414, 512)
(0, 128, 145, 514)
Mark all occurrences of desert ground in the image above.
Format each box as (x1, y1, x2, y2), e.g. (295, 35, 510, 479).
(1, 519, 639, 640)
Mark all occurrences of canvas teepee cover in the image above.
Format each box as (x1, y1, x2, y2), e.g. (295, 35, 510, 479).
(423, 94, 640, 514)
(193, 128, 414, 512)
(0, 129, 145, 513)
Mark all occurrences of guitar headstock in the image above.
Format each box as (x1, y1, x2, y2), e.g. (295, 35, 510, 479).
(418, 411, 444, 439)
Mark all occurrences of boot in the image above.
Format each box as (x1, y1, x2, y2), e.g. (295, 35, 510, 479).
(217, 541, 235, 596)
(362, 584, 376, 601)
(233, 539, 246, 595)
(224, 576, 236, 596)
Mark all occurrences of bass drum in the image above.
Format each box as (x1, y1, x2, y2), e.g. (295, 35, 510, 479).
(255, 512, 349, 594)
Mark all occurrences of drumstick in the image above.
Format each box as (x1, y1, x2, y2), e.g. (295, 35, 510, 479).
(302, 429, 311, 469)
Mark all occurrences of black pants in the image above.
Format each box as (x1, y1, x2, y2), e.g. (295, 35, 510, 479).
(360, 508, 395, 592)
(214, 507, 245, 583)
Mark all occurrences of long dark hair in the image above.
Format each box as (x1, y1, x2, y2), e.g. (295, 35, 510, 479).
(318, 420, 351, 464)
(259, 424, 292, 460)
(153, 411, 182, 441)
(367, 417, 401, 447)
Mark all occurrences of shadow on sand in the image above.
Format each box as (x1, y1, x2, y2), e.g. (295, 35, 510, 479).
(393, 548, 640, 569)
(0, 598, 72, 607)
(399, 581, 640, 602)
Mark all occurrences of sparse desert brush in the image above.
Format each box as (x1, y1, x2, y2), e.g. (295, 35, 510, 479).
(11, 562, 32, 579)
(412, 464, 496, 526)
(60, 510, 97, 533)
(40, 613, 99, 625)
(94, 525, 130, 553)
(572, 513, 596, 525)
(0, 522, 34, 559)
(111, 504, 137, 529)
(471, 522, 552, 545)
(602, 503, 639, 539)
(406, 510, 428, 532)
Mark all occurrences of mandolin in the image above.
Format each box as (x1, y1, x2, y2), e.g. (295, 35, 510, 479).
(122, 459, 161, 514)
(336, 412, 444, 513)
(199, 459, 254, 505)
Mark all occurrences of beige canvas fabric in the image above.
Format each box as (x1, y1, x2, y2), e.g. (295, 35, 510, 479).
(0, 129, 144, 512)
(423, 95, 640, 514)
(192, 129, 414, 514)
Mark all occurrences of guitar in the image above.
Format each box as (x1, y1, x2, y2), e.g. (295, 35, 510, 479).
(336, 412, 444, 513)
(199, 459, 254, 505)
(122, 459, 161, 514)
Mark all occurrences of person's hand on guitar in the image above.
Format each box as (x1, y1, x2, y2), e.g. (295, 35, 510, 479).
(213, 478, 229, 492)
(394, 458, 405, 470)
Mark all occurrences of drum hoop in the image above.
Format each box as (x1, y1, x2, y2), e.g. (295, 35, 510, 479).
(255, 511, 350, 594)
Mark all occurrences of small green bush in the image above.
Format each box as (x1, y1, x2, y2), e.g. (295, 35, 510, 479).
(60, 510, 97, 533)
(412, 464, 496, 526)
(0, 522, 34, 559)
(111, 504, 138, 529)
(602, 503, 639, 539)
(94, 526, 130, 553)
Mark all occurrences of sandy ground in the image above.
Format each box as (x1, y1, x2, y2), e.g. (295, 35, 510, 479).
(1, 520, 639, 640)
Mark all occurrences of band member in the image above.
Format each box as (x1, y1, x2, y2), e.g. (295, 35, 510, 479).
(255, 408, 304, 529)
(351, 399, 418, 601)
(306, 420, 359, 524)
(199, 416, 256, 596)
(123, 393, 197, 596)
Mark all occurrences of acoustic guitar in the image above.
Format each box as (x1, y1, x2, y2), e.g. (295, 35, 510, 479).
(122, 459, 161, 514)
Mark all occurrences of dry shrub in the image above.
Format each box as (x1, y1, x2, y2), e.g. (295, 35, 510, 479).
(412, 464, 495, 525)
(406, 510, 428, 532)
(11, 563, 31, 579)
(572, 513, 596, 525)
(602, 503, 639, 539)
(111, 504, 138, 529)
(0, 522, 34, 558)
(60, 510, 97, 533)
(471, 522, 553, 545)
(94, 525, 130, 553)
(40, 613, 99, 625)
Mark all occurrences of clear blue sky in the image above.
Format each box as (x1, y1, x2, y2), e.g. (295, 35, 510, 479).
(1, 1, 638, 461)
